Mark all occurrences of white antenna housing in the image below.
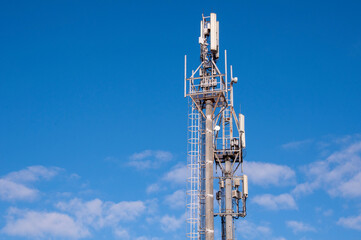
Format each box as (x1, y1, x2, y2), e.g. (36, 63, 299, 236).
(243, 175, 248, 197)
(239, 113, 246, 148)
(210, 13, 219, 58)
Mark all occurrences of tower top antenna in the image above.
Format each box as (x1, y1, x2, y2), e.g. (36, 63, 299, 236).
(199, 13, 219, 61)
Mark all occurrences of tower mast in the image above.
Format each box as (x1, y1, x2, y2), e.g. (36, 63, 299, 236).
(185, 13, 248, 240)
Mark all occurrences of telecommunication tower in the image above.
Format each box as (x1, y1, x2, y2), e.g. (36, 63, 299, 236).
(185, 13, 248, 240)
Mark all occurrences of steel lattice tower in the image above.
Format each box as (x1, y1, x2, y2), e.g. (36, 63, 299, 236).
(185, 13, 248, 240)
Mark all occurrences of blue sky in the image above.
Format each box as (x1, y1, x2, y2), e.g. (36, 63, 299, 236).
(0, 0, 361, 239)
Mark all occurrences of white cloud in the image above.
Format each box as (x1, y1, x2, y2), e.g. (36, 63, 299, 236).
(242, 161, 296, 187)
(160, 214, 185, 232)
(235, 220, 286, 240)
(163, 164, 187, 185)
(4, 166, 60, 183)
(130, 150, 154, 160)
(153, 151, 173, 161)
(2, 197, 147, 239)
(0, 179, 38, 201)
(337, 172, 361, 197)
(327, 140, 361, 162)
(235, 220, 272, 240)
(164, 190, 185, 209)
(146, 183, 163, 194)
(293, 140, 361, 198)
(56, 198, 146, 228)
(282, 139, 313, 150)
(286, 220, 316, 233)
(136, 237, 163, 240)
(0, 166, 60, 201)
(113, 227, 130, 239)
(146, 164, 187, 193)
(337, 214, 361, 231)
(252, 193, 297, 210)
(137, 237, 149, 240)
(57, 198, 103, 228)
(1, 208, 89, 238)
(323, 209, 333, 217)
(144, 198, 159, 215)
(129, 150, 173, 170)
(105, 200, 146, 224)
(291, 182, 318, 196)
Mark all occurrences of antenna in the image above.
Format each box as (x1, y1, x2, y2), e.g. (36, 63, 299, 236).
(185, 13, 248, 240)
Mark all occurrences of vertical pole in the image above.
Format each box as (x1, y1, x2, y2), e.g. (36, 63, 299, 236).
(225, 50, 227, 92)
(225, 159, 233, 240)
(222, 111, 225, 150)
(205, 100, 214, 240)
(184, 55, 187, 98)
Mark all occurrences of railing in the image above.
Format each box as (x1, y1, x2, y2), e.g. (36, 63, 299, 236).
(186, 99, 200, 240)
